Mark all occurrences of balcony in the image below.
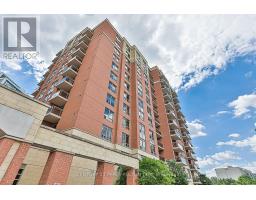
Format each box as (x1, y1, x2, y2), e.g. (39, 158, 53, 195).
(158, 142, 164, 151)
(173, 142, 184, 152)
(72, 47, 86, 58)
(165, 102, 175, 111)
(56, 77, 74, 92)
(167, 110, 176, 119)
(187, 153, 197, 161)
(190, 163, 200, 171)
(184, 141, 193, 150)
(180, 124, 189, 133)
(156, 130, 162, 139)
(163, 93, 172, 102)
(76, 40, 88, 51)
(169, 119, 179, 129)
(62, 65, 79, 79)
(49, 90, 69, 107)
(170, 129, 182, 140)
(182, 133, 191, 140)
(176, 154, 188, 166)
(67, 55, 83, 67)
(179, 115, 186, 123)
(175, 103, 181, 110)
(44, 106, 63, 123)
(78, 33, 91, 45)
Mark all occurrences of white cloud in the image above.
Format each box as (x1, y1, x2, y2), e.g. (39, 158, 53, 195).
(217, 110, 230, 115)
(217, 135, 256, 152)
(187, 119, 207, 138)
(198, 151, 241, 168)
(0, 59, 22, 71)
(228, 92, 256, 117)
(228, 133, 240, 138)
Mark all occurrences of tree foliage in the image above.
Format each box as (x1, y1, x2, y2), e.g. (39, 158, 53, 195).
(236, 175, 256, 185)
(198, 173, 212, 185)
(210, 177, 236, 185)
(166, 160, 188, 185)
(138, 157, 175, 185)
(115, 166, 127, 185)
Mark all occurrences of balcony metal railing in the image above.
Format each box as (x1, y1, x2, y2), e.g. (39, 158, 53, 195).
(158, 142, 164, 150)
(173, 142, 184, 152)
(171, 129, 182, 140)
(169, 119, 179, 128)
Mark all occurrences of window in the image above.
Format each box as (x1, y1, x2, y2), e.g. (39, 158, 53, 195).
(113, 54, 119, 64)
(12, 164, 26, 185)
(125, 64, 130, 73)
(122, 132, 129, 147)
(110, 71, 118, 81)
(149, 130, 156, 155)
(139, 124, 146, 151)
(124, 82, 130, 91)
(101, 125, 112, 141)
(124, 72, 130, 82)
(108, 82, 117, 93)
(122, 117, 130, 129)
(137, 81, 143, 97)
(138, 99, 144, 120)
(114, 47, 121, 57)
(123, 92, 130, 102)
(104, 107, 114, 122)
(112, 62, 119, 71)
(123, 103, 130, 115)
(106, 94, 115, 107)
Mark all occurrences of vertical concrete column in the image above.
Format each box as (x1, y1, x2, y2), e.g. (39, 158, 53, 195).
(94, 161, 115, 185)
(126, 168, 138, 185)
(0, 142, 30, 185)
(39, 151, 73, 185)
(0, 138, 15, 166)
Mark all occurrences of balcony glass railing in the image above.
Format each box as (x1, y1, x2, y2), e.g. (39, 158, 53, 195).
(51, 90, 69, 100)
(47, 106, 63, 116)
(59, 76, 74, 85)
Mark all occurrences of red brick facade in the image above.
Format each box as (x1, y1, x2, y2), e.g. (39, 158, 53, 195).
(39, 151, 73, 185)
(94, 162, 115, 185)
(0, 142, 30, 185)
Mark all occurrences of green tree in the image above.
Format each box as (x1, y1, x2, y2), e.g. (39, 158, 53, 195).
(211, 177, 236, 185)
(199, 174, 212, 185)
(237, 175, 256, 185)
(166, 160, 188, 185)
(138, 157, 175, 185)
(115, 166, 127, 185)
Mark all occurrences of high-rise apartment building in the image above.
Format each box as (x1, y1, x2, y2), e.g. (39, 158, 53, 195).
(0, 19, 199, 185)
(150, 67, 200, 183)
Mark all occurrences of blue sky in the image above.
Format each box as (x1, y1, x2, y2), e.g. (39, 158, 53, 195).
(1, 15, 256, 176)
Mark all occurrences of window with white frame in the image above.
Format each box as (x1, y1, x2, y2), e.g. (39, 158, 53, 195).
(137, 81, 143, 97)
(121, 132, 129, 147)
(123, 103, 130, 115)
(122, 117, 130, 130)
(106, 94, 115, 107)
(139, 123, 146, 151)
(108, 82, 117, 93)
(138, 98, 144, 120)
(110, 71, 118, 82)
(104, 107, 114, 122)
(101, 124, 112, 141)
